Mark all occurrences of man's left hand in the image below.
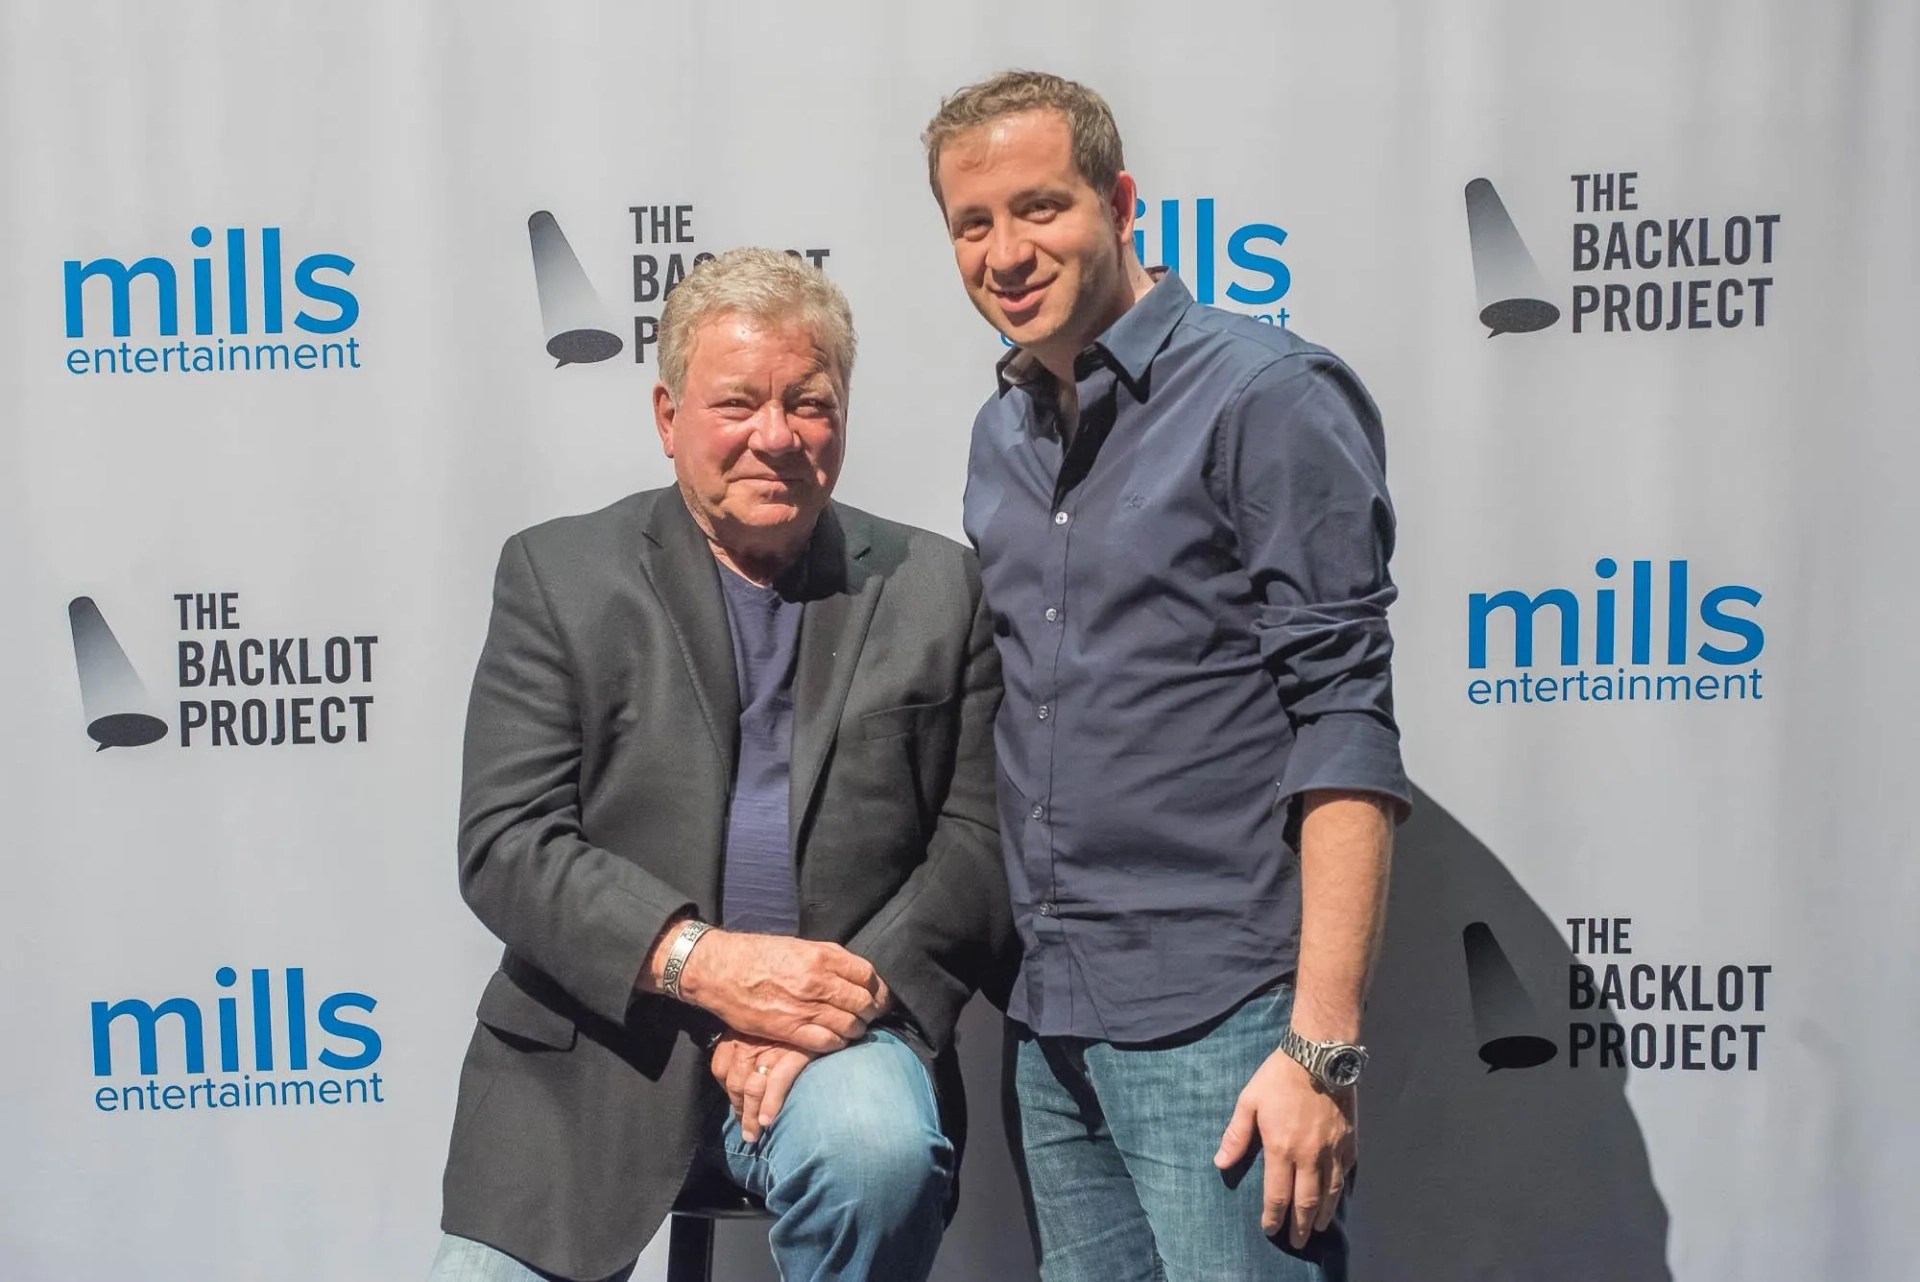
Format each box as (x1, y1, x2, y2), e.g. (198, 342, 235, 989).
(1212, 1047, 1357, 1249)
(710, 1032, 818, 1143)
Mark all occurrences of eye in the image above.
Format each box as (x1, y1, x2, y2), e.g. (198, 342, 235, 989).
(955, 217, 990, 242)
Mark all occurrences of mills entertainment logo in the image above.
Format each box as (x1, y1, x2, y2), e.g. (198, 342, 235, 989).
(1464, 557, 1765, 709)
(527, 206, 832, 369)
(89, 965, 385, 1115)
(62, 226, 362, 376)
(1131, 195, 1294, 328)
(1465, 174, 1781, 337)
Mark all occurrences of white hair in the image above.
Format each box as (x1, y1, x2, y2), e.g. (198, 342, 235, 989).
(657, 246, 856, 397)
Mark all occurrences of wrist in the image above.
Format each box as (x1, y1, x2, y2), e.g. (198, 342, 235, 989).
(1286, 993, 1360, 1045)
(673, 924, 723, 1005)
(640, 916, 684, 992)
(1278, 1022, 1368, 1092)
(645, 918, 716, 1001)
(1288, 1015, 1361, 1044)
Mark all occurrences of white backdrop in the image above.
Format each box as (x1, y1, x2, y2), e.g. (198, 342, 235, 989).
(3, 3, 1916, 1279)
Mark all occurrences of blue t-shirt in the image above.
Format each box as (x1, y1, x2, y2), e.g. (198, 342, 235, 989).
(716, 563, 804, 936)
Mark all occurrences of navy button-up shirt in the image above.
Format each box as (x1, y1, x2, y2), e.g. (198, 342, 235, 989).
(964, 271, 1410, 1042)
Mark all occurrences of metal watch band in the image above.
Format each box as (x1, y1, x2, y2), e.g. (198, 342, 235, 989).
(1279, 1024, 1368, 1091)
(660, 919, 712, 1002)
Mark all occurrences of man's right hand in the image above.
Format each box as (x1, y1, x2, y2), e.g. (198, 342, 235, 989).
(661, 928, 889, 1053)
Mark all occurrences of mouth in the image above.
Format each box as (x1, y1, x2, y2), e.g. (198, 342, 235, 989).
(989, 278, 1054, 315)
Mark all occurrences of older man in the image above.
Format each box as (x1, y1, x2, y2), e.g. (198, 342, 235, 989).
(428, 247, 1014, 1282)
(924, 73, 1410, 1282)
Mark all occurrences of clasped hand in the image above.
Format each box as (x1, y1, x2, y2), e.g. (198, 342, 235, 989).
(677, 929, 890, 1053)
(710, 1032, 816, 1143)
(677, 931, 890, 1143)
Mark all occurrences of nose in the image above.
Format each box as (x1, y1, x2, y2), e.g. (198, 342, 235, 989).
(750, 402, 801, 453)
(984, 220, 1034, 279)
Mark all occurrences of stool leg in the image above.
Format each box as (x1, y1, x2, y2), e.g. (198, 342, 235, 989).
(665, 1213, 715, 1282)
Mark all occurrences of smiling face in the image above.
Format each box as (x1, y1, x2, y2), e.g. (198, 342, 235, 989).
(652, 312, 846, 580)
(937, 108, 1139, 371)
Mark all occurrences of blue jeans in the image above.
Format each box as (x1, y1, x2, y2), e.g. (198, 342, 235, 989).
(1010, 983, 1349, 1282)
(427, 1029, 953, 1282)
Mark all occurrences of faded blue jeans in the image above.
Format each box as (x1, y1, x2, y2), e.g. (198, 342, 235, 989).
(427, 1029, 952, 1282)
(1010, 983, 1349, 1282)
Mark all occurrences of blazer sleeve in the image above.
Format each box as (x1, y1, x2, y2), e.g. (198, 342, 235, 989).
(847, 556, 1018, 1052)
(456, 533, 696, 1027)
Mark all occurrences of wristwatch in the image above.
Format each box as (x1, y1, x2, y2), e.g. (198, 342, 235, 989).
(1278, 1025, 1368, 1092)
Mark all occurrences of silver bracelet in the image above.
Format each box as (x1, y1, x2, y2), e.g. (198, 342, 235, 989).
(660, 919, 713, 1002)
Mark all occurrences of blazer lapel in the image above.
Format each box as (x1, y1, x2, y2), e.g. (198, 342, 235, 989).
(789, 505, 881, 855)
(635, 493, 740, 778)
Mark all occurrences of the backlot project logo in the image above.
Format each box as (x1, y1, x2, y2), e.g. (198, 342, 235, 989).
(1466, 557, 1765, 708)
(1565, 916, 1771, 1073)
(527, 205, 833, 368)
(1463, 917, 1775, 1075)
(1465, 172, 1780, 336)
(62, 226, 361, 376)
(67, 591, 380, 750)
(90, 966, 385, 1115)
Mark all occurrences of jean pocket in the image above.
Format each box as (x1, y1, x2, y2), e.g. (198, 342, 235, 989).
(1259, 977, 1298, 1029)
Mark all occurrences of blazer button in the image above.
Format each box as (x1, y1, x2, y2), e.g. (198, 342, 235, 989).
(1037, 901, 1059, 917)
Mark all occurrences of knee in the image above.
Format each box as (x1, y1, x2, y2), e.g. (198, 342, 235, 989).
(774, 1042, 953, 1226)
(793, 1101, 953, 1222)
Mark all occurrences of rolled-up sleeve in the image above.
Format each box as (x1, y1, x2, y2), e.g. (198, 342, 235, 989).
(1217, 353, 1412, 819)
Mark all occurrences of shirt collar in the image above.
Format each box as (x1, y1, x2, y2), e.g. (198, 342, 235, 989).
(994, 267, 1193, 397)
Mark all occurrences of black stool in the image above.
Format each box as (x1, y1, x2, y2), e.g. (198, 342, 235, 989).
(666, 1167, 772, 1282)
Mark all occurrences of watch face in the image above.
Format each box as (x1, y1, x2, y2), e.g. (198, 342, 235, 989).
(1326, 1050, 1364, 1088)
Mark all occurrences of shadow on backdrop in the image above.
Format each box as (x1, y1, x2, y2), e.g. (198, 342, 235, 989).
(1349, 785, 1672, 1280)
(720, 784, 1669, 1281)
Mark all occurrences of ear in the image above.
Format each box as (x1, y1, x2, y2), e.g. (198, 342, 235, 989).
(1109, 171, 1141, 248)
(652, 382, 677, 458)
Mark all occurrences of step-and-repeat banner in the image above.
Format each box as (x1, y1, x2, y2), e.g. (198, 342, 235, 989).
(4, 3, 1914, 1279)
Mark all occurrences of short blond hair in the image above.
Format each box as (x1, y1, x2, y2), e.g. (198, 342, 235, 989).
(657, 247, 857, 398)
(922, 70, 1126, 206)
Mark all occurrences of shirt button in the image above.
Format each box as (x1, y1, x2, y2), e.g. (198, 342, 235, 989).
(1030, 803, 1045, 820)
(1037, 901, 1059, 917)
(1036, 704, 1050, 721)
(1044, 607, 1059, 622)
(1053, 511, 1069, 526)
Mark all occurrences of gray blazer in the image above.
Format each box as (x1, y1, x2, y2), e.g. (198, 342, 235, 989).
(439, 488, 1015, 1280)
